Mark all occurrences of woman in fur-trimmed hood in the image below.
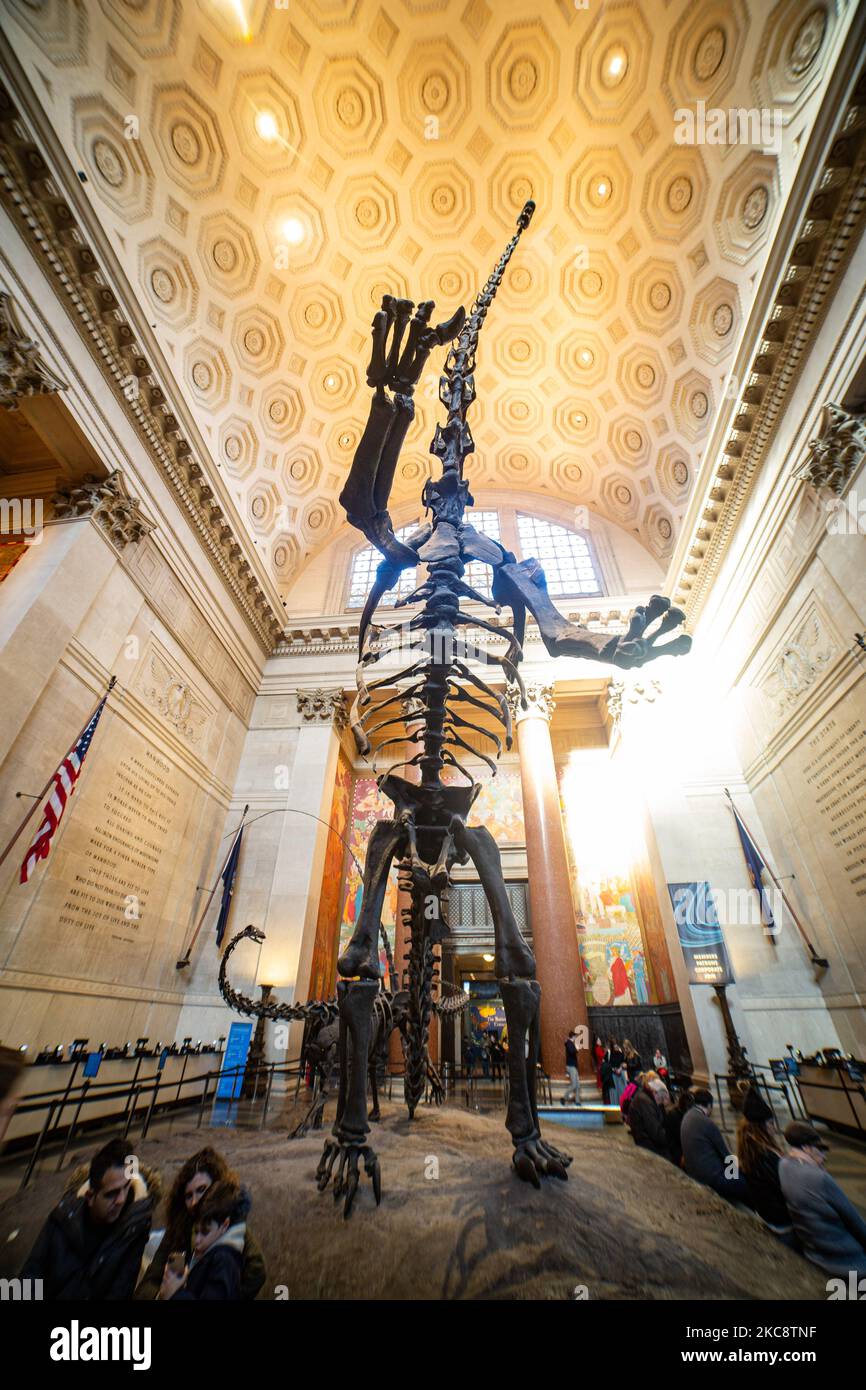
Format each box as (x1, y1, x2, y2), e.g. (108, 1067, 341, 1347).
(21, 1136, 158, 1300)
(160, 1180, 251, 1301)
(135, 1145, 265, 1300)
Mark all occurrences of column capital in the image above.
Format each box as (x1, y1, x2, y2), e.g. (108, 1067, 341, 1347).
(296, 688, 348, 730)
(0, 291, 67, 410)
(51, 470, 156, 550)
(795, 401, 866, 496)
(607, 676, 662, 734)
(505, 681, 556, 724)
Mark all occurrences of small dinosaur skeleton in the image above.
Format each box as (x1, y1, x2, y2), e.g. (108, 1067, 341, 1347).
(221, 200, 691, 1217)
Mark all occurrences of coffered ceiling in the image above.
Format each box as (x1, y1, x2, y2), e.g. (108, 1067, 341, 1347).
(0, 0, 845, 596)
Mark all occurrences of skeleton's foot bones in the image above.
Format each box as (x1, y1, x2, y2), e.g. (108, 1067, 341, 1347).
(512, 1135, 572, 1188)
(315, 1138, 381, 1218)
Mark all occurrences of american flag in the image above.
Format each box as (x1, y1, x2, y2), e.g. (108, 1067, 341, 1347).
(20, 688, 112, 884)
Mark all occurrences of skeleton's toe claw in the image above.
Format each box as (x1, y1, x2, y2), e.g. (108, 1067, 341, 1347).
(513, 1149, 541, 1188)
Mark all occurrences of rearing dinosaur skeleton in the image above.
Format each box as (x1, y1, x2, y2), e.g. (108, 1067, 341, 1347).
(222, 201, 691, 1217)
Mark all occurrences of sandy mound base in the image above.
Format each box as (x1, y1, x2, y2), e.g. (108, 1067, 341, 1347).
(0, 1103, 827, 1300)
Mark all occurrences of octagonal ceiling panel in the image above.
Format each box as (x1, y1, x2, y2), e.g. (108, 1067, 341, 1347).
(1, 0, 843, 596)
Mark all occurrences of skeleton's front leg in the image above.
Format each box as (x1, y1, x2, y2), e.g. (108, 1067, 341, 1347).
(316, 980, 381, 1217)
(338, 819, 404, 980)
(461, 825, 571, 1185)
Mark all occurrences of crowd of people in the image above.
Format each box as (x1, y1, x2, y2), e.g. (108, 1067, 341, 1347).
(619, 1068, 866, 1278)
(19, 1138, 266, 1301)
(461, 1032, 507, 1081)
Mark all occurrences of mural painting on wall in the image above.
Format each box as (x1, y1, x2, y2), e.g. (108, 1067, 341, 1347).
(558, 757, 656, 1008)
(441, 763, 524, 843)
(308, 748, 353, 1000)
(337, 775, 399, 976)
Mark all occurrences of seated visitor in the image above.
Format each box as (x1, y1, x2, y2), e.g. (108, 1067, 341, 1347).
(21, 1136, 155, 1299)
(627, 1073, 670, 1159)
(653, 1047, 668, 1079)
(158, 1181, 248, 1301)
(0, 1045, 25, 1149)
(736, 1088, 792, 1235)
(779, 1122, 866, 1277)
(664, 1088, 694, 1169)
(680, 1089, 751, 1204)
(137, 1145, 265, 1300)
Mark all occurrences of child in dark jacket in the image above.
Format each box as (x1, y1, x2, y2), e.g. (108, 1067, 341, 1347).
(159, 1181, 248, 1301)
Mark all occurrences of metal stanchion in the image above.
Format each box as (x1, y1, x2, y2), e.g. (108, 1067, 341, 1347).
(20, 1102, 57, 1190)
(56, 1081, 90, 1173)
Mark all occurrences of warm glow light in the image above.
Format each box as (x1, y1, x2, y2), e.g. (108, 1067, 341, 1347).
(281, 216, 305, 246)
(596, 180, 608, 198)
(226, 0, 252, 40)
(324, 374, 338, 390)
(579, 348, 593, 366)
(255, 109, 279, 142)
(604, 46, 628, 82)
(561, 749, 640, 892)
(482, 953, 495, 963)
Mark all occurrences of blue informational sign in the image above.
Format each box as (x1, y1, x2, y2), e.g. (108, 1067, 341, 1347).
(668, 881, 734, 985)
(158, 1048, 170, 1072)
(216, 1022, 252, 1100)
(83, 1052, 102, 1078)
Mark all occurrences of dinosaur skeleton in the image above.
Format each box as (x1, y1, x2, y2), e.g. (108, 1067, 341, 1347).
(221, 200, 691, 1217)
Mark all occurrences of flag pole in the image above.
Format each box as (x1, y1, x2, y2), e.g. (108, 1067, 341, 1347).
(0, 676, 116, 873)
(176, 804, 249, 970)
(724, 788, 829, 967)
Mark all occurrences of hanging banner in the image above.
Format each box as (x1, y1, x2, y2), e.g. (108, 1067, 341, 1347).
(667, 882, 734, 985)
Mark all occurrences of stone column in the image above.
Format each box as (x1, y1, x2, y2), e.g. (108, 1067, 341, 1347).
(507, 683, 590, 1080)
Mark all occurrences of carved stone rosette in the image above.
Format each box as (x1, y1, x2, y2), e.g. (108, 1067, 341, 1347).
(795, 402, 866, 496)
(0, 292, 67, 410)
(296, 689, 348, 729)
(505, 681, 556, 724)
(51, 470, 156, 550)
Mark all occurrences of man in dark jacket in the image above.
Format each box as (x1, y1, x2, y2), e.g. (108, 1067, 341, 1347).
(21, 1137, 154, 1299)
(680, 1089, 752, 1204)
(628, 1078, 670, 1159)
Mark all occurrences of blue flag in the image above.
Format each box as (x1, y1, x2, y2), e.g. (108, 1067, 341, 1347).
(730, 804, 776, 933)
(215, 825, 243, 947)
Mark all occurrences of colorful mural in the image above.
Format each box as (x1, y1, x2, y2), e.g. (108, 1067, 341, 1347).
(337, 775, 399, 977)
(307, 748, 353, 999)
(558, 753, 656, 1008)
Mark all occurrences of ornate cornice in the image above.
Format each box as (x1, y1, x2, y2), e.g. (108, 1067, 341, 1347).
(274, 606, 631, 658)
(0, 288, 66, 408)
(607, 676, 663, 735)
(672, 51, 866, 621)
(0, 76, 283, 652)
(52, 469, 156, 550)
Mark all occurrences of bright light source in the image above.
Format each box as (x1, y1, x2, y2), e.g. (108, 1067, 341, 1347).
(281, 216, 305, 246)
(324, 374, 338, 390)
(603, 46, 628, 83)
(255, 109, 279, 142)
(596, 180, 608, 198)
(482, 953, 495, 963)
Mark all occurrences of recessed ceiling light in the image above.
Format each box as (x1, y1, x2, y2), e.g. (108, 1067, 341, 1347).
(281, 216, 305, 246)
(255, 109, 279, 142)
(324, 374, 339, 391)
(579, 348, 594, 366)
(603, 45, 628, 85)
(482, 953, 494, 963)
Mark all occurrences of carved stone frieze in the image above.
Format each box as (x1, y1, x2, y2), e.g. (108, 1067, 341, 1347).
(795, 402, 866, 495)
(759, 602, 838, 720)
(51, 470, 156, 550)
(0, 291, 67, 410)
(134, 642, 212, 745)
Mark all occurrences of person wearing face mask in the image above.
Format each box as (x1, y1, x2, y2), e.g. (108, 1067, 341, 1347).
(135, 1146, 265, 1300)
(779, 1122, 866, 1277)
(21, 1137, 154, 1299)
(158, 1180, 248, 1301)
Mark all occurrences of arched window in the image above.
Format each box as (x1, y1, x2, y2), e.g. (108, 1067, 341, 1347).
(347, 524, 420, 609)
(345, 508, 604, 608)
(515, 513, 603, 597)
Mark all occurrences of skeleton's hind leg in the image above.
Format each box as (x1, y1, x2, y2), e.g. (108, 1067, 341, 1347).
(460, 825, 571, 1186)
